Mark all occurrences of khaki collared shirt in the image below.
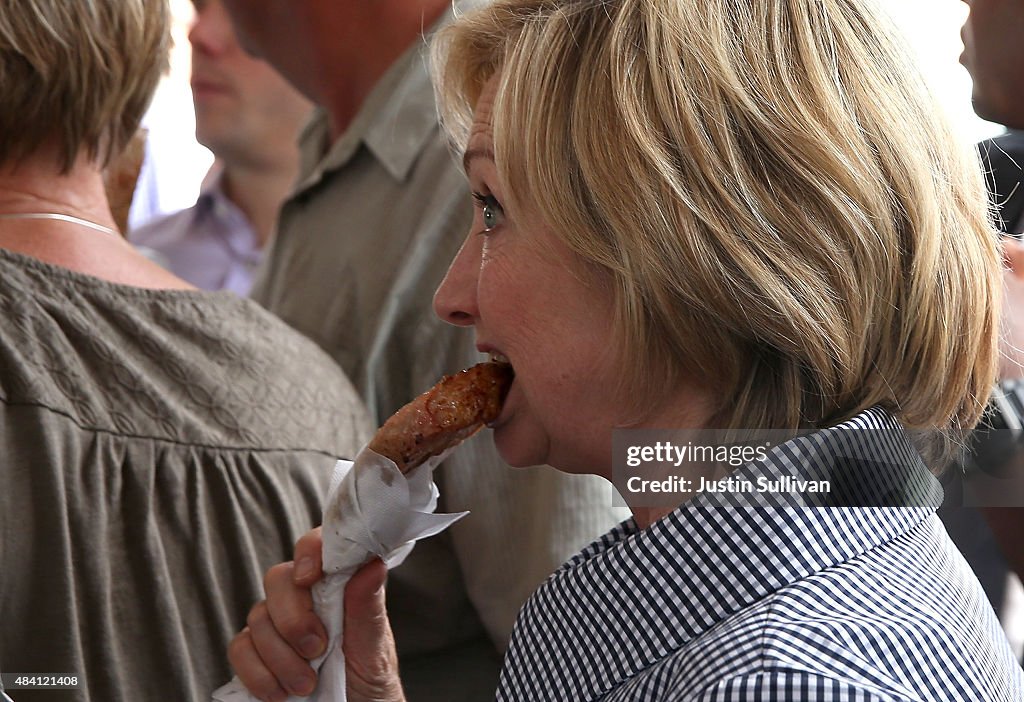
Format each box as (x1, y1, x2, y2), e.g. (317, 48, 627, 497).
(251, 16, 626, 702)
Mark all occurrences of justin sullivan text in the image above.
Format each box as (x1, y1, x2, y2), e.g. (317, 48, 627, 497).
(626, 475, 831, 494)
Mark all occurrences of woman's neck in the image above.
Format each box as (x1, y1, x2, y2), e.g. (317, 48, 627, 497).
(0, 151, 193, 290)
(0, 151, 118, 232)
(615, 383, 718, 530)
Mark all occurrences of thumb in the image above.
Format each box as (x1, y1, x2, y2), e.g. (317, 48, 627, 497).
(343, 559, 404, 702)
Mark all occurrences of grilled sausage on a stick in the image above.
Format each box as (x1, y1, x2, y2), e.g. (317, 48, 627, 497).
(369, 361, 514, 473)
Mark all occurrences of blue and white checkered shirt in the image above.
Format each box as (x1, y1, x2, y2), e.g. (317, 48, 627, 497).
(498, 408, 1024, 701)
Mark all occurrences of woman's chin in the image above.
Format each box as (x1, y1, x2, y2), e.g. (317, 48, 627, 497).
(491, 421, 547, 469)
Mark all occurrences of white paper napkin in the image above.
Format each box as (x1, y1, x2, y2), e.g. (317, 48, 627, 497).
(213, 446, 467, 702)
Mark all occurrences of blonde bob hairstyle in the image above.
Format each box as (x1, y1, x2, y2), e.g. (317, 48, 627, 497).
(0, 0, 170, 172)
(432, 0, 1000, 451)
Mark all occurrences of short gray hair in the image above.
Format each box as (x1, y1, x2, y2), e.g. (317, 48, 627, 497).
(0, 0, 170, 171)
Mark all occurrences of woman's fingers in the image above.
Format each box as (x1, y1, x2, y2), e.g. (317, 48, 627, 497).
(292, 527, 325, 586)
(228, 557, 327, 700)
(247, 596, 318, 697)
(263, 560, 328, 660)
(227, 623, 290, 702)
(228, 530, 405, 701)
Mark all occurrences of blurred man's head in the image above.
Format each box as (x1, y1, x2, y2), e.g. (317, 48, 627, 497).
(960, 0, 1024, 129)
(218, 0, 451, 137)
(214, 0, 318, 100)
(189, 0, 311, 168)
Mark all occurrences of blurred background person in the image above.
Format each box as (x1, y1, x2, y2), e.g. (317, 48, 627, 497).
(960, 0, 1024, 130)
(960, 0, 1024, 234)
(950, 0, 1024, 660)
(131, 0, 312, 295)
(127, 0, 213, 232)
(216, 0, 628, 698)
(0, 1, 369, 699)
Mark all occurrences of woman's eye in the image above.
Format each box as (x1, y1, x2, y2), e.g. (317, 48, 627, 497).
(472, 192, 504, 233)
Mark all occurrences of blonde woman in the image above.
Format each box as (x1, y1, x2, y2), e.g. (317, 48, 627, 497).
(230, 0, 1024, 699)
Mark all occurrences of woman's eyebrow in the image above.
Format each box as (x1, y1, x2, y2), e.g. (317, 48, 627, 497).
(462, 146, 496, 174)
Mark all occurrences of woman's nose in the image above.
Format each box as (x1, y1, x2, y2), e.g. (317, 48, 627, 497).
(433, 233, 481, 327)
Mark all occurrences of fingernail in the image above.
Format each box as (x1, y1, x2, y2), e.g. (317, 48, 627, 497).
(299, 634, 325, 658)
(289, 675, 315, 697)
(294, 557, 315, 582)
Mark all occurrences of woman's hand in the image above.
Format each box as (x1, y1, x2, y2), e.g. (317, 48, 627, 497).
(227, 527, 406, 702)
(228, 528, 327, 701)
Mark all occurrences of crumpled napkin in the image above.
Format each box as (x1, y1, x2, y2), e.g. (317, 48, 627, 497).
(213, 446, 467, 702)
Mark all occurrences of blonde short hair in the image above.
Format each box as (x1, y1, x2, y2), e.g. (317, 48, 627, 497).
(0, 0, 170, 171)
(433, 0, 1000, 450)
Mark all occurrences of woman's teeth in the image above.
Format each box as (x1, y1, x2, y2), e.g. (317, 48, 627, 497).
(489, 352, 511, 365)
